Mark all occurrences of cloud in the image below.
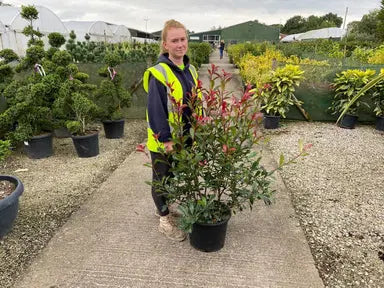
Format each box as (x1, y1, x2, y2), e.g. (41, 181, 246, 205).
(3, 0, 382, 32)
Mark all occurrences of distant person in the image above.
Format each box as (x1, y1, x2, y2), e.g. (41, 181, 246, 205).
(219, 40, 225, 59)
(142, 19, 201, 242)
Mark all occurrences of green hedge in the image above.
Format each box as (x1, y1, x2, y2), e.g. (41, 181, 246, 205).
(188, 42, 211, 68)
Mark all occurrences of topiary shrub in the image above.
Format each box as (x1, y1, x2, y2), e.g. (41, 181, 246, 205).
(95, 51, 131, 120)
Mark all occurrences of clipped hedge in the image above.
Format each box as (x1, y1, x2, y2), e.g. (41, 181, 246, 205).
(188, 42, 211, 68)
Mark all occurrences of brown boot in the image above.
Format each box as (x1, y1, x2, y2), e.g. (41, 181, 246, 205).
(158, 215, 186, 242)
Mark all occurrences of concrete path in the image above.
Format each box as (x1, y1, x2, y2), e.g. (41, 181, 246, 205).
(14, 50, 324, 288)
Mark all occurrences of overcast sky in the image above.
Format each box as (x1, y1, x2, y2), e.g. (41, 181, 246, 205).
(3, 0, 382, 33)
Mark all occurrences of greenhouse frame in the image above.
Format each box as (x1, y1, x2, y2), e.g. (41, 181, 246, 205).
(0, 5, 68, 55)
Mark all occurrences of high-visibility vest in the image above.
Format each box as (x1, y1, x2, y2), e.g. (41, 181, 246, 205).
(143, 63, 199, 152)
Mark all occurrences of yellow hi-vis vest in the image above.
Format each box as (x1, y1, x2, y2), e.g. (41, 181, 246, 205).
(143, 62, 199, 152)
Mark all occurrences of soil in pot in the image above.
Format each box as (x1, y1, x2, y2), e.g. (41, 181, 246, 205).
(0, 180, 15, 200)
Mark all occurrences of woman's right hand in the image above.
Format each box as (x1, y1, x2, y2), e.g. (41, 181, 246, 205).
(164, 141, 174, 153)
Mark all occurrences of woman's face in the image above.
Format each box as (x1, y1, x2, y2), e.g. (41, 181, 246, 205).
(163, 27, 188, 60)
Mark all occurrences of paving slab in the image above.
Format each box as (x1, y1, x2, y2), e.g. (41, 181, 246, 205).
(14, 49, 324, 288)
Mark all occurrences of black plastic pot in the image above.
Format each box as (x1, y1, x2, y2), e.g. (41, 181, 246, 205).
(54, 127, 71, 138)
(71, 131, 99, 158)
(0, 175, 24, 238)
(375, 116, 384, 131)
(24, 133, 53, 159)
(102, 119, 125, 139)
(263, 115, 280, 129)
(189, 215, 231, 252)
(339, 114, 358, 129)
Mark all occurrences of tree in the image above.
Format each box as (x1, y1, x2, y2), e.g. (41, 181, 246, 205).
(270, 24, 283, 31)
(281, 15, 306, 34)
(348, 9, 379, 42)
(15, 6, 45, 72)
(358, 10, 379, 35)
(20, 5, 43, 46)
(377, 0, 384, 41)
(321, 13, 343, 28)
(282, 13, 344, 34)
(306, 15, 322, 31)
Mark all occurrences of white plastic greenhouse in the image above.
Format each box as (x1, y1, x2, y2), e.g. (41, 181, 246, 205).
(109, 24, 131, 43)
(299, 27, 347, 41)
(63, 21, 113, 43)
(0, 6, 68, 55)
(280, 27, 347, 42)
(280, 33, 303, 42)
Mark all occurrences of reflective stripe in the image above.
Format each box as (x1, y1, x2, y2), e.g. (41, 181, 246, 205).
(155, 64, 170, 95)
(189, 64, 198, 83)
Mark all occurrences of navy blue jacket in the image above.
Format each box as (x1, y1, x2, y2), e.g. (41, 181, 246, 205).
(147, 53, 195, 143)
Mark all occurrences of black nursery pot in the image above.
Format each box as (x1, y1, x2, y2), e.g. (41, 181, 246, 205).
(189, 215, 231, 252)
(53, 127, 71, 138)
(263, 115, 280, 129)
(102, 119, 125, 139)
(71, 132, 99, 158)
(375, 116, 384, 131)
(24, 133, 53, 159)
(0, 175, 24, 238)
(339, 114, 358, 129)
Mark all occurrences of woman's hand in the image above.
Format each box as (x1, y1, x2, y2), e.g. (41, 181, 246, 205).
(163, 141, 174, 153)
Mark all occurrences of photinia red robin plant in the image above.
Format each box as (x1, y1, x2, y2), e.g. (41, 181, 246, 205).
(142, 64, 311, 233)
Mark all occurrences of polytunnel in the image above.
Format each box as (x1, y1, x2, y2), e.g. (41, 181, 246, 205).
(63, 21, 113, 43)
(280, 27, 347, 42)
(0, 5, 68, 55)
(0, 20, 5, 50)
(280, 33, 303, 43)
(109, 24, 131, 43)
(297, 27, 347, 41)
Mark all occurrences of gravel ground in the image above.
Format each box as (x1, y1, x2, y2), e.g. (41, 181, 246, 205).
(265, 121, 384, 288)
(1, 119, 383, 288)
(0, 119, 147, 288)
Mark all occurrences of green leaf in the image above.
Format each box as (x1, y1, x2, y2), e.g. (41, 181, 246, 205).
(279, 153, 285, 167)
(298, 139, 304, 153)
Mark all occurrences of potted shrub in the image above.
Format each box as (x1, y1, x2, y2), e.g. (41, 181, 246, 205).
(260, 64, 305, 129)
(0, 5, 55, 159)
(336, 69, 384, 131)
(142, 64, 310, 252)
(330, 69, 375, 129)
(96, 52, 131, 139)
(54, 79, 99, 157)
(2, 77, 54, 159)
(0, 140, 24, 238)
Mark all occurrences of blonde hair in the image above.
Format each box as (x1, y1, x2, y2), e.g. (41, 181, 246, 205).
(160, 19, 187, 54)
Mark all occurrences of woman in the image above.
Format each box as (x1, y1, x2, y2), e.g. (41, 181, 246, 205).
(219, 40, 225, 59)
(143, 19, 200, 241)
